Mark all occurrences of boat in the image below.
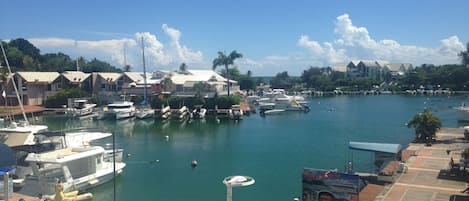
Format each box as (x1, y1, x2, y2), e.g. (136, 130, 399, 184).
(98, 101, 136, 120)
(455, 103, 469, 121)
(261, 109, 286, 115)
(192, 105, 207, 119)
(160, 105, 171, 119)
(136, 107, 155, 119)
(66, 99, 97, 118)
(229, 105, 243, 120)
(6, 130, 122, 188)
(17, 146, 126, 196)
(174, 106, 189, 120)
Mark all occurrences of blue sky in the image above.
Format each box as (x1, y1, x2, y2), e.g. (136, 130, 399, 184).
(1, 0, 468, 75)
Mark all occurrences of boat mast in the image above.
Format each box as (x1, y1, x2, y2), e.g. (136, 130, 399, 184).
(141, 37, 148, 104)
(0, 40, 29, 124)
(75, 40, 79, 71)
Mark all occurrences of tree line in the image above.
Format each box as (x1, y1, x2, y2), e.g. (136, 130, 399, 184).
(0, 38, 121, 73)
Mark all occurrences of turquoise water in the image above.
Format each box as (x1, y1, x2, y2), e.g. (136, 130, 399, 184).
(36, 95, 468, 201)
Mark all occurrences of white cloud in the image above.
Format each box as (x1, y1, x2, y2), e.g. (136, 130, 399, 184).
(296, 13, 465, 71)
(29, 25, 204, 72)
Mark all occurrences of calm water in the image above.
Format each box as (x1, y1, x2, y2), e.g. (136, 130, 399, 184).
(35, 95, 468, 201)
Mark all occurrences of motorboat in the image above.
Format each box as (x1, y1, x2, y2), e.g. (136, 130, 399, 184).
(455, 103, 469, 121)
(229, 105, 243, 120)
(18, 146, 126, 196)
(261, 109, 286, 115)
(98, 101, 136, 120)
(136, 107, 155, 119)
(192, 106, 207, 119)
(174, 106, 189, 120)
(258, 93, 309, 112)
(160, 105, 171, 119)
(6, 131, 122, 188)
(66, 99, 97, 118)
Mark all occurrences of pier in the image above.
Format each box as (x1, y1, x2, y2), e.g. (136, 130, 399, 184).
(0, 106, 46, 118)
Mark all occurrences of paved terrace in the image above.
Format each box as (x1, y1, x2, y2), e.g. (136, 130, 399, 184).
(377, 128, 469, 201)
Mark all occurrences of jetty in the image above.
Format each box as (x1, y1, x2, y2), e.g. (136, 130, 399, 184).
(0, 105, 46, 118)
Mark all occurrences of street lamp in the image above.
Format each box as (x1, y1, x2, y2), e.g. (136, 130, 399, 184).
(222, 175, 255, 201)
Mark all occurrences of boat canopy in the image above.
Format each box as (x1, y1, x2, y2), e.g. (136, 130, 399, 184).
(349, 141, 401, 154)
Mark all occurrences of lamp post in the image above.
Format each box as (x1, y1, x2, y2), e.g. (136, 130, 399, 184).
(222, 175, 255, 201)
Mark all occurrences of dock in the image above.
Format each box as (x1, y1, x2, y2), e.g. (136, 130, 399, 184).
(0, 106, 46, 118)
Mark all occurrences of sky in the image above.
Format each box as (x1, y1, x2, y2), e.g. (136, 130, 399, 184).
(1, 0, 468, 76)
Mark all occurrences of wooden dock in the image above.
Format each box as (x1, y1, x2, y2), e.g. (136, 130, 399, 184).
(0, 106, 47, 118)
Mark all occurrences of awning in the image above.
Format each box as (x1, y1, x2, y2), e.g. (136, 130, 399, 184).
(349, 141, 401, 154)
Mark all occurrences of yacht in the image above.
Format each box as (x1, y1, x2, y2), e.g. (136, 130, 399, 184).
(66, 99, 97, 118)
(18, 146, 126, 196)
(6, 130, 122, 188)
(99, 101, 136, 120)
(258, 93, 309, 112)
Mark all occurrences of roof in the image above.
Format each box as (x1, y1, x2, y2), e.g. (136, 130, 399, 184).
(170, 70, 234, 85)
(62, 71, 90, 83)
(25, 146, 105, 164)
(16, 72, 60, 83)
(358, 61, 381, 68)
(98, 72, 122, 82)
(123, 72, 144, 83)
(349, 141, 401, 154)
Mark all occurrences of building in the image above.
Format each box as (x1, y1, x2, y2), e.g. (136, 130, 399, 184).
(60, 71, 92, 92)
(345, 60, 411, 81)
(10, 72, 61, 105)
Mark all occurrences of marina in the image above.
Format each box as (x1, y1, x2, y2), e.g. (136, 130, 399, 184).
(2, 94, 467, 201)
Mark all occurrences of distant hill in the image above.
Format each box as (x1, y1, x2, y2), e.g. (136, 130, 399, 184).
(1, 38, 122, 73)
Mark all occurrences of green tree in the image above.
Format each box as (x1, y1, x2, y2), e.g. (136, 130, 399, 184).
(162, 77, 174, 92)
(271, 71, 292, 89)
(407, 109, 442, 143)
(212, 50, 243, 96)
(8, 38, 41, 61)
(123, 64, 132, 72)
(459, 42, 469, 67)
(179, 62, 188, 73)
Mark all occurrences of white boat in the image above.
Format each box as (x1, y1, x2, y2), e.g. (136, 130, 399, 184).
(261, 109, 286, 115)
(192, 106, 207, 119)
(174, 106, 189, 119)
(18, 146, 126, 196)
(455, 103, 469, 121)
(160, 105, 172, 119)
(66, 99, 97, 117)
(99, 101, 136, 120)
(8, 131, 121, 188)
(229, 105, 243, 120)
(136, 108, 155, 119)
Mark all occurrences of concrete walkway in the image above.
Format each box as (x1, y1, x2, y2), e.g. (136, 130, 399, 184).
(377, 128, 469, 201)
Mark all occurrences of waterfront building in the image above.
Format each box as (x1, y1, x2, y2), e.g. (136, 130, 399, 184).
(10, 72, 61, 105)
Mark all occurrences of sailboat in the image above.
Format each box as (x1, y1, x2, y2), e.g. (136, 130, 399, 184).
(136, 37, 155, 119)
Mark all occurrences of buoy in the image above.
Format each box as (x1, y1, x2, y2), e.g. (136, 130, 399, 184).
(191, 160, 198, 168)
(165, 135, 169, 141)
(216, 118, 220, 124)
(127, 153, 132, 158)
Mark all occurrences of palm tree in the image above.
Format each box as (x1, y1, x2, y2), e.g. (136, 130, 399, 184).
(212, 50, 243, 96)
(162, 77, 174, 93)
(407, 109, 441, 144)
(179, 63, 187, 73)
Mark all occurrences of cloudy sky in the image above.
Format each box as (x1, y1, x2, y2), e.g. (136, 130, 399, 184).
(1, 0, 468, 76)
